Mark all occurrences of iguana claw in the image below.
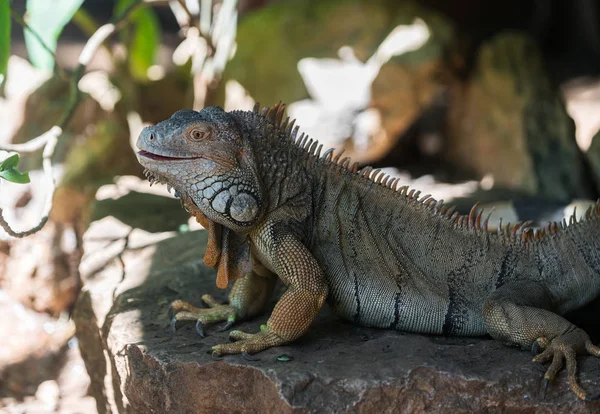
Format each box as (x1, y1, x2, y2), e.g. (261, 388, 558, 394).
(219, 320, 235, 332)
(531, 329, 600, 401)
(531, 337, 547, 355)
(195, 320, 206, 337)
(167, 298, 238, 338)
(540, 378, 549, 399)
(169, 316, 179, 333)
(242, 351, 259, 361)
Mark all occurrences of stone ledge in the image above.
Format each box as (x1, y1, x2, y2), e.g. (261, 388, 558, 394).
(74, 226, 600, 413)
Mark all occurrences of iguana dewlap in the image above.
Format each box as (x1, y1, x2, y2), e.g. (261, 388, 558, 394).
(136, 103, 600, 401)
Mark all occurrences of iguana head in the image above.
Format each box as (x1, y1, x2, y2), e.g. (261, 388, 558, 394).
(136, 106, 263, 231)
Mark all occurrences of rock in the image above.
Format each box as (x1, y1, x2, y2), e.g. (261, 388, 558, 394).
(224, 0, 456, 163)
(446, 32, 595, 200)
(0, 290, 95, 414)
(1, 220, 81, 316)
(74, 222, 600, 413)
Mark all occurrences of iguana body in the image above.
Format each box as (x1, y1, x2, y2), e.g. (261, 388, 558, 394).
(136, 103, 600, 400)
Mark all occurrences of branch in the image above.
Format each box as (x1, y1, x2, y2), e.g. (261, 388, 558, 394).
(0, 0, 145, 239)
(0, 127, 59, 238)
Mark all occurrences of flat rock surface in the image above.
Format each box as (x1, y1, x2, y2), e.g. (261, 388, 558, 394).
(74, 217, 600, 413)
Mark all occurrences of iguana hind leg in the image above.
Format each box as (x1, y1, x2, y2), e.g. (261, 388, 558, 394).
(483, 280, 600, 401)
(169, 266, 277, 336)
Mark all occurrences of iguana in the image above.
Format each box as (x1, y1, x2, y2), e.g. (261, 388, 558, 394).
(135, 102, 600, 401)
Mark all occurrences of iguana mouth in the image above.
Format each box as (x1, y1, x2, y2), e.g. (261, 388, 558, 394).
(137, 150, 201, 161)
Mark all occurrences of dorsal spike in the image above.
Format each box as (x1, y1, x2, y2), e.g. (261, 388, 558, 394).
(497, 218, 503, 234)
(290, 126, 300, 143)
(298, 133, 308, 146)
(253, 102, 260, 113)
(398, 186, 409, 195)
(322, 148, 335, 161)
(260, 106, 269, 116)
(304, 138, 314, 150)
(301, 135, 311, 148)
(381, 175, 390, 186)
(433, 199, 443, 214)
(350, 162, 360, 173)
(285, 119, 296, 138)
(280, 116, 290, 132)
(451, 211, 460, 223)
(333, 149, 345, 163)
(308, 140, 318, 154)
(376, 173, 386, 184)
(408, 189, 415, 198)
(420, 194, 432, 203)
(340, 157, 351, 168)
(552, 222, 559, 234)
(475, 209, 483, 229)
(360, 166, 373, 177)
(445, 205, 456, 217)
(275, 102, 286, 125)
(371, 169, 381, 180)
(570, 207, 577, 225)
(516, 221, 533, 237)
(388, 178, 398, 189)
(483, 207, 495, 230)
(315, 144, 323, 158)
(413, 190, 421, 199)
(468, 203, 480, 229)
(266, 102, 279, 123)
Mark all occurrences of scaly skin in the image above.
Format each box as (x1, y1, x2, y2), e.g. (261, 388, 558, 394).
(136, 103, 600, 400)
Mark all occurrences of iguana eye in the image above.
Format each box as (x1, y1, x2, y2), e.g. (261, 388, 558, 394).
(188, 127, 211, 141)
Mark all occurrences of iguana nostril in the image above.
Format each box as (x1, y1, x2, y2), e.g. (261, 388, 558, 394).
(149, 133, 155, 141)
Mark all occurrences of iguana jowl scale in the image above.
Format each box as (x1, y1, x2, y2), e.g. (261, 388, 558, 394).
(136, 103, 600, 400)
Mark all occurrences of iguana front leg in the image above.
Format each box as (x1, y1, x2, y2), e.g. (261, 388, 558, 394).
(169, 265, 277, 335)
(212, 230, 328, 356)
(483, 280, 600, 401)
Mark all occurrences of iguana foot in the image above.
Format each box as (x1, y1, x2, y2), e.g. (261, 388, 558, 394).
(211, 324, 287, 357)
(168, 296, 237, 337)
(531, 329, 600, 401)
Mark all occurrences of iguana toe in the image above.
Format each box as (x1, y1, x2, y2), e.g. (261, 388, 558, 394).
(531, 328, 599, 401)
(212, 324, 288, 356)
(167, 299, 238, 337)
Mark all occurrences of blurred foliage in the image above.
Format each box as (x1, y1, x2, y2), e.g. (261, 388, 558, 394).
(0, 0, 9, 85)
(115, 0, 161, 81)
(0, 154, 30, 184)
(24, 0, 84, 71)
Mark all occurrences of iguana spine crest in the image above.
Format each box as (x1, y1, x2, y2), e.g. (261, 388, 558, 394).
(252, 101, 600, 245)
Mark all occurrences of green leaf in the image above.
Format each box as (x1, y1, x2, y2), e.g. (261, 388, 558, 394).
(0, 153, 19, 170)
(24, 0, 84, 71)
(0, 154, 30, 184)
(0, 168, 30, 184)
(115, 0, 161, 81)
(129, 8, 160, 80)
(0, 0, 10, 84)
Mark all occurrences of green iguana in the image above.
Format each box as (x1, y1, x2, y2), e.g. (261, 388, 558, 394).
(135, 102, 600, 401)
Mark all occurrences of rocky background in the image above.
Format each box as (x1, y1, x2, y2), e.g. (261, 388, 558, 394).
(1, 0, 600, 412)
